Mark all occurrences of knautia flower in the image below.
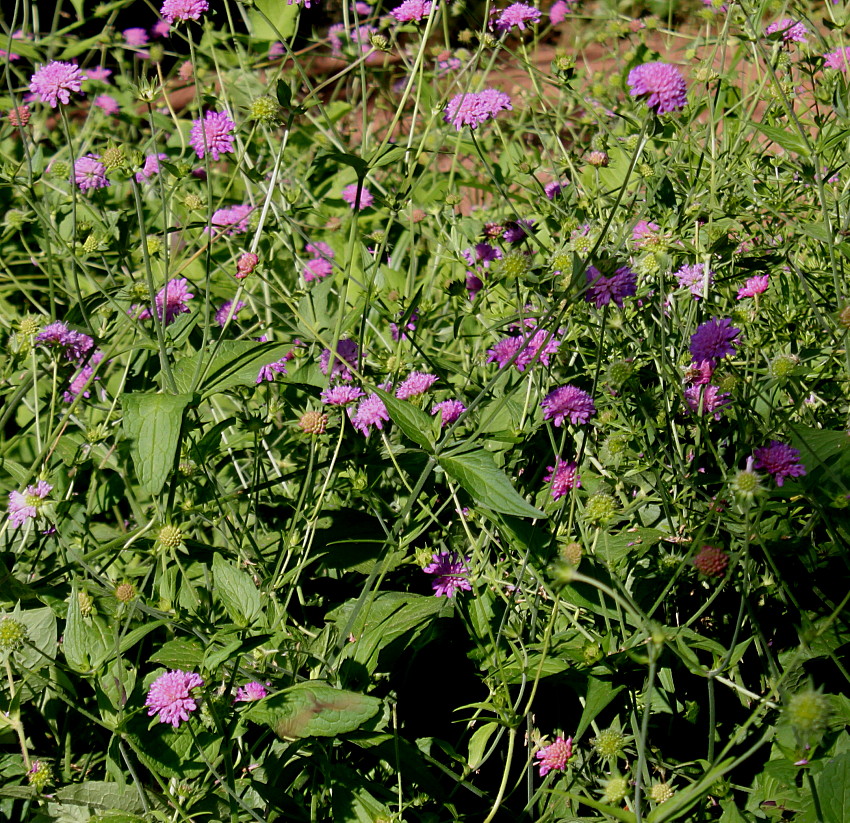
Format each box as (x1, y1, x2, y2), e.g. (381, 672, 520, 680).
(765, 18, 808, 44)
(444, 89, 512, 131)
(396, 371, 438, 399)
(824, 46, 850, 72)
(341, 183, 373, 210)
(235, 252, 259, 279)
(256, 357, 288, 383)
(8, 480, 52, 528)
(235, 681, 268, 702)
(627, 62, 687, 114)
(786, 689, 830, 741)
(503, 219, 534, 243)
(136, 278, 194, 324)
(8, 105, 30, 127)
(689, 317, 740, 365)
(544, 180, 567, 199)
(632, 220, 660, 244)
(320, 339, 360, 381)
(585, 265, 637, 308)
(390, 0, 432, 22)
(135, 152, 167, 183)
(544, 459, 581, 500)
(64, 352, 105, 402)
(693, 545, 728, 577)
(84, 66, 112, 82)
(549, 0, 577, 24)
(74, 154, 110, 191)
(123, 27, 149, 46)
(29, 61, 84, 107)
(674, 263, 713, 299)
(93, 94, 120, 115)
(752, 441, 806, 486)
(303, 241, 334, 281)
(0, 617, 28, 652)
(736, 274, 769, 299)
(299, 411, 328, 435)
(492, 3, 541, 32)
(592, 728, 628, 759)
(431, 399, 466, 426)
(684, 384, 730, 419)
(209, 204, 253, 236)
(650, 783, 675, 804)
(151, 20, 171, 37)
(350, 393, 389, 435)
(321, 385, 365, 405)
(535, 735, 573, 777)
(541, 385, 595, 426)
(160, 0, 209, 23)
(35, 322, 95, 362)
(423, 551, 472, 597)
(145, 669, 204, 727)
(214, 300, 246, 327)
(487, 328, 561, 372)
(190, 110, 235, 161)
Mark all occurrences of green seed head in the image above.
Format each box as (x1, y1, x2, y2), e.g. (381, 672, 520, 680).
(560, 541, 582, 567)
(584, 492, 618, 525)
(0, 618, 28, 652)
(27, 760, 52, 793)
(496, 250, 532, 280)
(78, 590, 94, 618)
(158, 525, 184, 549)
(82, 233, 100, 254)
(249, 95, 280, 124)
(115, 582, 136, 603)
(183, 193, 204, 211)
(650, 782, 674, 804)
(101, 145, 126, 171)
(606, 360, 633, 387)
(786, 689, 830, 738)
(601, 775, 629, 803)
(769, 353, 799, 380)
(17, 316, 40, 337)
(593, 728, 627, 759)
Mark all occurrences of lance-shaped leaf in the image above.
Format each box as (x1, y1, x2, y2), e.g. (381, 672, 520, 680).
(373, 388, 436, 450)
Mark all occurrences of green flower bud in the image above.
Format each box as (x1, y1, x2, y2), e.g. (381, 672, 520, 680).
(0, 617, 28, 652)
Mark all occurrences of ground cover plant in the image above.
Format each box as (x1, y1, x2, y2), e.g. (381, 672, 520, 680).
(1, 0, 850, 819)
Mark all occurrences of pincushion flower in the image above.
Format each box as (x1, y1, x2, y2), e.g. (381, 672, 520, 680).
(321, 385, 364, 405)
(35, 322, 95, 362)
(350, 393, 389, 434)
(585, 265, 637, 308)
(549, 0, 577, 24)
(627, 62, 687, 114)
(190, 110, 235, 161)
(123, 27, 149, 46)
(396, 371, 438, 399)
(492, 3, 541, 32)
(390, 0, 432, 22)
(320, 339, 359, 381)
(235, 681, 268, 702)
(145, 669, 204, 727)
(209, 204, 253, 235)
(824, 46, 850, 71)
(214, 300, 246, 326)
(256, 357, 288, 383)
(689, 317, 740, 365)
(94, 95, 120, 115)
(487, 328, 561, 372)
(341, 183, 373, 210)
(424, 551, 471, 597)
(765, 18, 808, 44)
(29, 61, 83, 107)
(303, 241, 334, 282)
(535, 736, 573, 776)
(444, 89, 512, 130)
(544, 459, 581, 500)
(431, 399, 466, 426)
(74, 154, 110, 191)
(541, 385, 595, 426)
(674, 263, 713, 299)
(736, 274, 769, 299)
(160, 0, 209, 23)
(135, 152, 167, 183)
(136, 278, 194, 324)
(752, 441, 806, 486)
(684, 384, 730, 419)
(8, 481, 52, 529)
(544, 181, 567, 199)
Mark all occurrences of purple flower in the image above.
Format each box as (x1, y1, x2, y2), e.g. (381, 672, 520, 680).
(341, 183, 374, 210)
(444, 89, 512, 131)
(544, 459, 581, 500)
(29, 61, 84, 108)
(674, 263, 713, 299)
(145, 669, 204, 728)
(541, 385, 595, 426)
(135, 153, 168, 183)
(235, 681, 268, 702)
(585, 265, 637, 308)
(487, 327, 561, 371)
(492, 2, 541, 32)
(7, 481, 52, 529)
(535, 735, 573, 777)
(303, 241, 335, 282)
(423, 551, 471, 597)
(208, 204, 253, 236)
(320, 339, 359, 382)
(684, 384, 730, 419)
(136, 278, 194, 324)
(431, 399, 466, 426)
(824, 46, 850, 71)
(215, 300, 246, 326)
(685, 360, 714, 385)
(396, 371, 438, 399)
(391, 310, 417, 341)
(544, 181, 567, 199)
(765, 18, 808, 44)
(350, 393, 389, 434)
(190, 110, 236, 161)
(63, 352, 104, 402)
(124, 27, 149, 46)
(321, 385, 365, 405)
(689, 317, 740, 365)
(84, 66, 112, 82)
(35, 322, 95, 362)
(160, 0, 209, 23)
(736, 274, 769, 299)
(549, 0, 577, 24)
(752, 441, 806, 486)
(627, 62, 687, 114)
(74, 154, 110, 191)
(94, 94, 120, 115)
(503, 219, 534, 244)
(257, 357, 288, 383)
(390, 0, 432, 21)
(151, 20, 171, 37)
(632, 220, 660, 243)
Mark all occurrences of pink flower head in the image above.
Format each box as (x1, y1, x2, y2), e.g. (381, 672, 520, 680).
(123, 27, 149, 46)
(736, 274, 769, 299)
(136, 278, 194, 324)
(752, 440, 806, 486)
(396, 371, 438, 399)
(350, 393, 389, 435)
(135, 152, 168, 183)
(684, 359, 714, 386)
(765, 18, 808, 44)
(320, 339, 360, 381)
(824, 46, 850, 71)
(431, 399, 466, 426)
(541, 385, 595, 426)
(160, 0, 209, 23)
(145, 669, 204, 727)
(84, 66, 112, 82)
(208, 204, 253, 236)
(235, 681, 268, 702)
(7, 480, 52, 529)
(487, 327, 561, 372)
(190, 110, 236, 161)
(151, 20, 172, 37)
(215, 300, 246, 326)
(684, 384, 730, 419)
(632, 220, 660, 243)
(544, 459, 581, 500)
(444, 88, 512, 131)
(341, 183, 374, 210)
(544, 180, 567, 199)
(94, 94, 120, 115)
(235, 252, 259, 279)
(29, 61, 84, 108)
(390, 0, 432, 22)
(63, 352, 104, 402)
(549, 0, 577, 24)
(535, 736, 573, 776)
(423, 551, 472, 597)
(675, 263, 713, 299)
(321, 385, 365, 405)
(9, 105, 31, 127)
(74, 154, 110, 191)
(304, 257, 334, 282)
(585, 265, 637, 308)
(627, 62, 687, 114)
(35, 322, 95, 362)
(492, 2, 542, 32)
(693, 545, 728, 577)
(689, 317, 740, 365)
(256, 357, 288, 383)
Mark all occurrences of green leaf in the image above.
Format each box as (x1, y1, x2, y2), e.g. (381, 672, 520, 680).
(64, 589, 94, 673)
(318, 151, 369, 179)
(54, 781, 146, 814)
(754, 123, 811, 157)
(552, 790, 636, 823)
(575, 677, 625, 741)
(123, 393, 192, 495)
(276, 79, 292, 108)
(373, 388, 436, 450)
(15, 605, 57, 671)
(248, 0, 299, 40)
(467, 722, 499, 770)
(819, 752, 850, 823)
(246, 682, 382, 739)
(212, 554, 262, 627)
(438, 449, 546, 519)
(148, 639, 204, 670)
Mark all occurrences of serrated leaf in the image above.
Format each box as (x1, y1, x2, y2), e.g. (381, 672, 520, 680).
(819, 752, 850, 823)
(212, 554, 262, 627)
(755, 123, 811, 157)
(373, 388, 435, 450)
(438, 449, 546, 519)
(148, 639, 204, 669)
(55, 781, 146, 814)
(123, 393, 192, 495)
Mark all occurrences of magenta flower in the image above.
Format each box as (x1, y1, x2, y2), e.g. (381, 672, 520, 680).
(423, 551, 472, 597)
(535, 736, 573, 777)
(627, 62, 687, 114)
(190, 110, 236, 161)
(145, 669, 204, 728)
(390, 0, 432, 21)
(256, 357, 288, 383)
(765, 18, 808, 44)
(685, 360, 714, 386)
(544, 459, 581, 500)
(93, 94, 120, 115)
(824, 46, 850, 71)
(63, 352, 104, 402)
(674, 263, 713, 299)
(585, 265, 637, 308)
(321, 385, 365, 405)
(541, 385, 595, 426)
(123, 27, 149, 46)
(503, 219, 534, 244)
(492, 2, 541, 32)
(549, 0, 576, 24)
(431, 399, 466, 426)
(29, 61, 84, 108)
(236, 252, 259, 279)
(752, 441, 806, 486)
(74, 154, 110, 191)
(444, 89, 512, 131)
(684, 384, 730, 419)
(341, 183, 374, 210)
(689, 317, 740, 365)
(350, 393, 389, 434)
(214, 300, 246, 326)
(693, 545, 728, 577)
(208, 204, 253, 236)
(487, 328, 561, 372)
(632, 220, 660, 243)
(84, 66, 112, 82)
(136, 278, 194, 324)
(391, 310, 417, 341)
(303, 241, 334, 281)
(151, 20, 171, 37)
(135, 152, 168, 183)
(235, 681, 268, 702)
(396, 371, 438, 399)
(160, 0, 209, 23)
(36, 322, 95, 362)
(736, 274, 769, 300)
(544, 181, 567, 199)
(8, 481, 52, 529)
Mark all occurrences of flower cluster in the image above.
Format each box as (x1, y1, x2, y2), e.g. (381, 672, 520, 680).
(342, 183, 374, 210)
(74, 154, 110, 191)
(541, 385, 595, 426)
(627, 62, 687, 114)
(444, 89, 512, 131)
(674, 263, 713, 299)
(390, 0, 432, 22)
(752, 441, 806, 486)
(544, 459, 581, 500)
(396, 371, 438, 399)
(321, 339, 360, 381)
(585, 265, 637, 308)
(431, 399, 466, 426)
(145, 669, 204, 727)
(160, 0, 209, 23)
(209, 204, 253, 236)
(7, 480, 52, 529)
(190, 110, 236, 161)
(35, 322, 104, 401)
(765, 18, 808, 44)
(689, 317, 739, 366)
(424, 551, 472, 597)
(492, 3, 541, 32)
(349, 393, 389, 435)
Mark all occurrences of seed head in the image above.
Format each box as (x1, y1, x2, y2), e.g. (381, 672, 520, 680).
(560, 541, 582, 567)
(593, 728, 627, 759)
(586, 150, 609, 167)
(583, 491, 618, 525)
(82, 234, 100, 254)
(115, 582, 136, 603)
(183, 193, 204, 210)
(606, 359, 633, 387)
(601, 775, 629, 803)
(249, 95, 280, 124)
(101, 145, 126, 170)
(769, 353, 799, 380)
(786, 689, 830, 738)
(0, 618, 28, 652)
(693, 545, 728, 577)
(17, 316, 40, 337)
(146, 236, 164, 256)
(298, 411, 328, 435)
(650, 782, 674, 803)
(49, 160, 70, 179)
(158, 525, 184, 549)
